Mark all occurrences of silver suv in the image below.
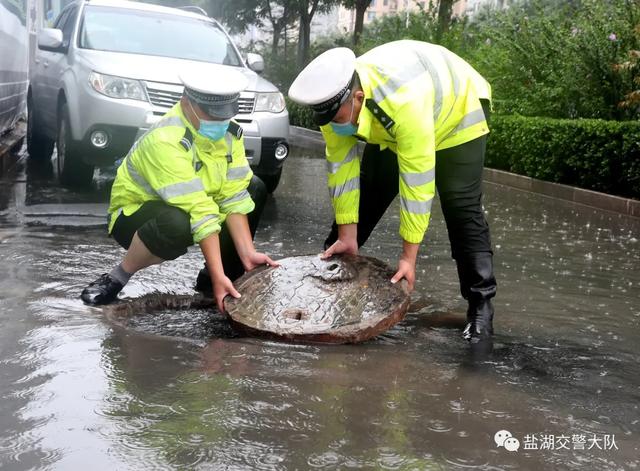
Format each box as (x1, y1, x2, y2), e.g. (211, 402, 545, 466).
(28, 0, 290, 192)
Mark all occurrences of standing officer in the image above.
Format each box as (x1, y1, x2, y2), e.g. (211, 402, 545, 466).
(288, 40, 496, 344)
(81, 64, 278, 311)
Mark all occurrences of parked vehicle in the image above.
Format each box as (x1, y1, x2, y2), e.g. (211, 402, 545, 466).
(1, 0, 29, 137)
(28, 0, 290, 191)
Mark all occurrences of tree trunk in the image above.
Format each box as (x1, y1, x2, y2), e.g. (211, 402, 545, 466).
(284, 25, 288, 58)
(353, 0, 367, 46)
(272, 24, 282, 57)
(297, 11, 311, 68)
(206, 0, 222, 19)
(436, 0, 454, 41)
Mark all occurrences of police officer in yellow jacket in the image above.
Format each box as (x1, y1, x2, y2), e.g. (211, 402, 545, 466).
(288, 41, 496, 344)
(81, 64, 278, 311)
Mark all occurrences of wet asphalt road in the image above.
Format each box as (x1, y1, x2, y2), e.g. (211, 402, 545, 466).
(0, 142, 639, 470)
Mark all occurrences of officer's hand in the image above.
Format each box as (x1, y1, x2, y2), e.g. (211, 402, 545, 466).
(321, 238, 358, 259)
(243, 251, 280, 272)
(391, 257, 416, 293)
(213, 275, 240, 312)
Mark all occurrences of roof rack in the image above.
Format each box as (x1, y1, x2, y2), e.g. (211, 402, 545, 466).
(177, 5, 208, 16)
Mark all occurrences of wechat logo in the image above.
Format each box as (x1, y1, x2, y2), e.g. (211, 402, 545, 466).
(495, 430, 520, 452)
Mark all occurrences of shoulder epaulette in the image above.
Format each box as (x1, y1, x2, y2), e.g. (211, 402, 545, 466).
(365, 98, 395, 132)
(227, 121, 243, 139)
(180, 127, 193, 151)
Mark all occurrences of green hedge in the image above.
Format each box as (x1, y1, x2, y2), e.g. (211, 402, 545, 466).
(487, 115, 640, 199)
(287, 101, 640, 199)
(287, 98, 319, 131)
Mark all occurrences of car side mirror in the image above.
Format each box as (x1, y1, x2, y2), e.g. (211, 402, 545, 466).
(38, 28, 65, 52)
(246, 53, 265, 74)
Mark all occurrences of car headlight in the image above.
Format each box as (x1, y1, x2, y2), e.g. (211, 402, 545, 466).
(254, 92, 286, 113)
(89, 71, 147, 101)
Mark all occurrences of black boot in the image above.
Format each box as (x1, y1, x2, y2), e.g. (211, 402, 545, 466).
(80, 274, 124, 305)
(462, 299, 494, 342)
(456, 252, 496, 343)
(194, 260, 244, 295)
(195, 264, 212, 296)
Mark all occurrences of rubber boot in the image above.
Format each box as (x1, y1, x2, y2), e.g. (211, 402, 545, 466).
(455, 252, 496, 344)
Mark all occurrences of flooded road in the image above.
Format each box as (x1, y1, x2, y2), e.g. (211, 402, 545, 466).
(0, 144, 638, 470)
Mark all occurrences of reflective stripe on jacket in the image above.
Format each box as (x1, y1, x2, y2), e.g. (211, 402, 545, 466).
(321, 40, 491, 244)
(108, 102, 254, 244)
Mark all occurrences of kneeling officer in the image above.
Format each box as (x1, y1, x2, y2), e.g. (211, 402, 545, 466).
(81, 64, 278, 311)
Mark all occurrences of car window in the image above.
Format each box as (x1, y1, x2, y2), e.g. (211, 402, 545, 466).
(78, 6, 242, 66)
(53, 8, 69, 29)
(60, 6, 78, 46)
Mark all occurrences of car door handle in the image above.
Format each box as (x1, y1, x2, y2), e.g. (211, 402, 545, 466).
(43, 61, 49, 67)
(34, 58, 40, 64)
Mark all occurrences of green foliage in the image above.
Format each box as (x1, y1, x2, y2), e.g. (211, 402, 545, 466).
(321, 0, 639, 121)
(261, 7, 469, 92)
(614, 24, 640, 113)
(467, 0, 640, 120)
(358, 6, 470, 56)
(267, 0, 640, 200)
(259, 31, 354, 91)
(259, 46, 299, 91)
(286, 97, 319, 130)
(487, 115, 640, 198)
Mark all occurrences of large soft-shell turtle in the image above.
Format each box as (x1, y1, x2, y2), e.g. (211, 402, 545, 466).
(225, 254, 410, 344)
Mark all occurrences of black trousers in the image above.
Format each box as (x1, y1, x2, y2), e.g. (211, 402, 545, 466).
(325, 101, 494, 295)
(112, 175, 267, 280)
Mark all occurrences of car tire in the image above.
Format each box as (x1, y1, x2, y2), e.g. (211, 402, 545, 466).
(258, 169, 282, 194)
(57, 102, 94, 187)
(27, 95, 54, 161)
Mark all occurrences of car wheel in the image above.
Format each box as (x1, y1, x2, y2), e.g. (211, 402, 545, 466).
(259, 169, 282, 194)
(57, 102, 94, 187)
(27, 95, 54, 161)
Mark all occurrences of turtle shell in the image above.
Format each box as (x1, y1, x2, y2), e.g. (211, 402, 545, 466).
(225, 254, 410, 344)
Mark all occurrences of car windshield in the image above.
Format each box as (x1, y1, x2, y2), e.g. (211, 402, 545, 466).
(78, 5, 242, 66)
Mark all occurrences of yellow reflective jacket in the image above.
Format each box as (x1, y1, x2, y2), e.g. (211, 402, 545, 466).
(108, 102, 254, 244)
(321, 40, 491, 244)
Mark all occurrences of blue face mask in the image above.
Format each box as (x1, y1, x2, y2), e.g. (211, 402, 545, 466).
(198, 118, 230, 141)
(331, 121, 358, 136)
(330, 99, 358, 136)
(187, 99, 230, 141)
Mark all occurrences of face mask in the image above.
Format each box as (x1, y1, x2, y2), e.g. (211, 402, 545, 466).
(330, 99, 358, 136)
(187, 99, 230, 141)
(198, 119, 230, 141)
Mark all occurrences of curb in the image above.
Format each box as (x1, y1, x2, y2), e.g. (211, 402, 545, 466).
(482, 168, 640, 218)
(289, 125, 640, 219)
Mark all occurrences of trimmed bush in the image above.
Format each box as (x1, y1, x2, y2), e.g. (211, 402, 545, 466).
(487, 115, 640, 199)
(286, 98, 319, 131)
(288, 107, 640, 199)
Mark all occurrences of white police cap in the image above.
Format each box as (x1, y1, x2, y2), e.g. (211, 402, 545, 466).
(288, 47, 356, 125)
(179, 64, 249, 119)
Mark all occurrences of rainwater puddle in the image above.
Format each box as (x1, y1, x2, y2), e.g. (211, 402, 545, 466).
(0, 149, 638, 470)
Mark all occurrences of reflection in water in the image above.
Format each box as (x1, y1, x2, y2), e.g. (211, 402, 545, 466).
(0, 153, 638, 469)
